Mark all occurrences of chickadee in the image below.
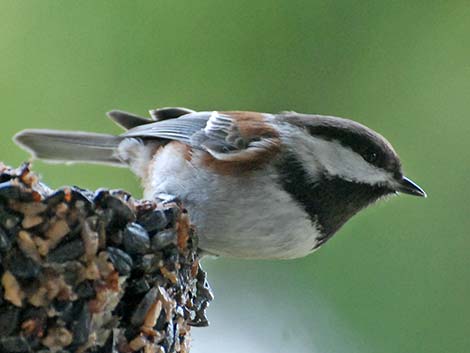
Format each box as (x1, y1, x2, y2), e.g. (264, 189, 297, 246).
(14, 107, 426, 259)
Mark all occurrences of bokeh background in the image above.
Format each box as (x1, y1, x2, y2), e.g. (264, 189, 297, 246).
(1, 1, 469, 352)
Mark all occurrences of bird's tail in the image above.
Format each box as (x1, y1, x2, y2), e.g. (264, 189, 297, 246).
(14, 129, 125, 166)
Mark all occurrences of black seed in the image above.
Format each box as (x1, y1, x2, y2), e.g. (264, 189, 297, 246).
(130, 287, 158, 327)
(52, 300, 75, 321)
(107, 196, 135, 223)
(75, 281, 96, 300)
(2, 185, 35, 202)
(0, 182, 22, 200)
(44, 189, 65, 207)
(8, 250, 41, 279)
(94, 191, 135, 229)
(70, 301, 91, 345)
(128, 278, 150, 295)
(100, 208, 114, 228)
(109, 189, 132, 201)
(107, 247, 133, 275)
(92, 188, 109, 204)
(0, 306, 20, 336)
(48, 238, 85, 263)
(137, 209, 168, 233)
(0, 171, 13, 183)
(123, 223, 150, 255)
(60, 261, 84, 285)
(164, 207, 179, 228)
(0, 210, 21, 230)
(70, 186, 94, 207)
(151, 229, 177, 251)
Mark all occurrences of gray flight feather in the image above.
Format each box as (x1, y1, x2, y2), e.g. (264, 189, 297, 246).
(122, 112, 212, 145)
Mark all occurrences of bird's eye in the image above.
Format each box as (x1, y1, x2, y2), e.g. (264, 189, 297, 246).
(364, 152, 378, 164)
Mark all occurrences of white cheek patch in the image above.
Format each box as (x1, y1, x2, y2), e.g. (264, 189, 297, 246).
(284, 129, 392, 185)
(313, 139, 390, 184)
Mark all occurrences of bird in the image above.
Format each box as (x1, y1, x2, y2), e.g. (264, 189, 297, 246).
(14, 107, 426, 259)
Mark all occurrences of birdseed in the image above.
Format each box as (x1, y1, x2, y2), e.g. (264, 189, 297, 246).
(0, 163, 213, 353)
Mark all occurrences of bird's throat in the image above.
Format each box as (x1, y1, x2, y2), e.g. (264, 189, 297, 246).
(275, 153, 391, 244)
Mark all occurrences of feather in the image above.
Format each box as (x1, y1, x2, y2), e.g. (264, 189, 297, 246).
(14, 129, 124, 165)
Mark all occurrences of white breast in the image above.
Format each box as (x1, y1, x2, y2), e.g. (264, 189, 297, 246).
(142, 143, 321, 259)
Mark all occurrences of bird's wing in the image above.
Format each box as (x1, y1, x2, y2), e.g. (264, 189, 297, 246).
(107, 107, 196, 130)
(122, 111, 281, 164)
(122, 111, 209, 144)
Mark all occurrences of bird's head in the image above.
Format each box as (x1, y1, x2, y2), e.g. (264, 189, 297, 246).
(276, 113, 426, 238)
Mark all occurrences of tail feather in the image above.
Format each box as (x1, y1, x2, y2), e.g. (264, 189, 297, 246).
(14, 129, 125, 166)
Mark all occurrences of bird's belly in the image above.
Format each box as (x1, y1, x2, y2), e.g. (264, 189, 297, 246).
(144, 152, 320, 259)
(188, 199, 321, 259)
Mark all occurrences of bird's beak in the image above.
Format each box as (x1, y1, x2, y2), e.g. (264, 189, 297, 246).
(395, 176, 427, 197)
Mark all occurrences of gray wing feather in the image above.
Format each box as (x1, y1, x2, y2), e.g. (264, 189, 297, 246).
(122, 112, 212, 145)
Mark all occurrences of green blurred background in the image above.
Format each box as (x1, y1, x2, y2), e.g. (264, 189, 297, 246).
(1, 1, 469, 352)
